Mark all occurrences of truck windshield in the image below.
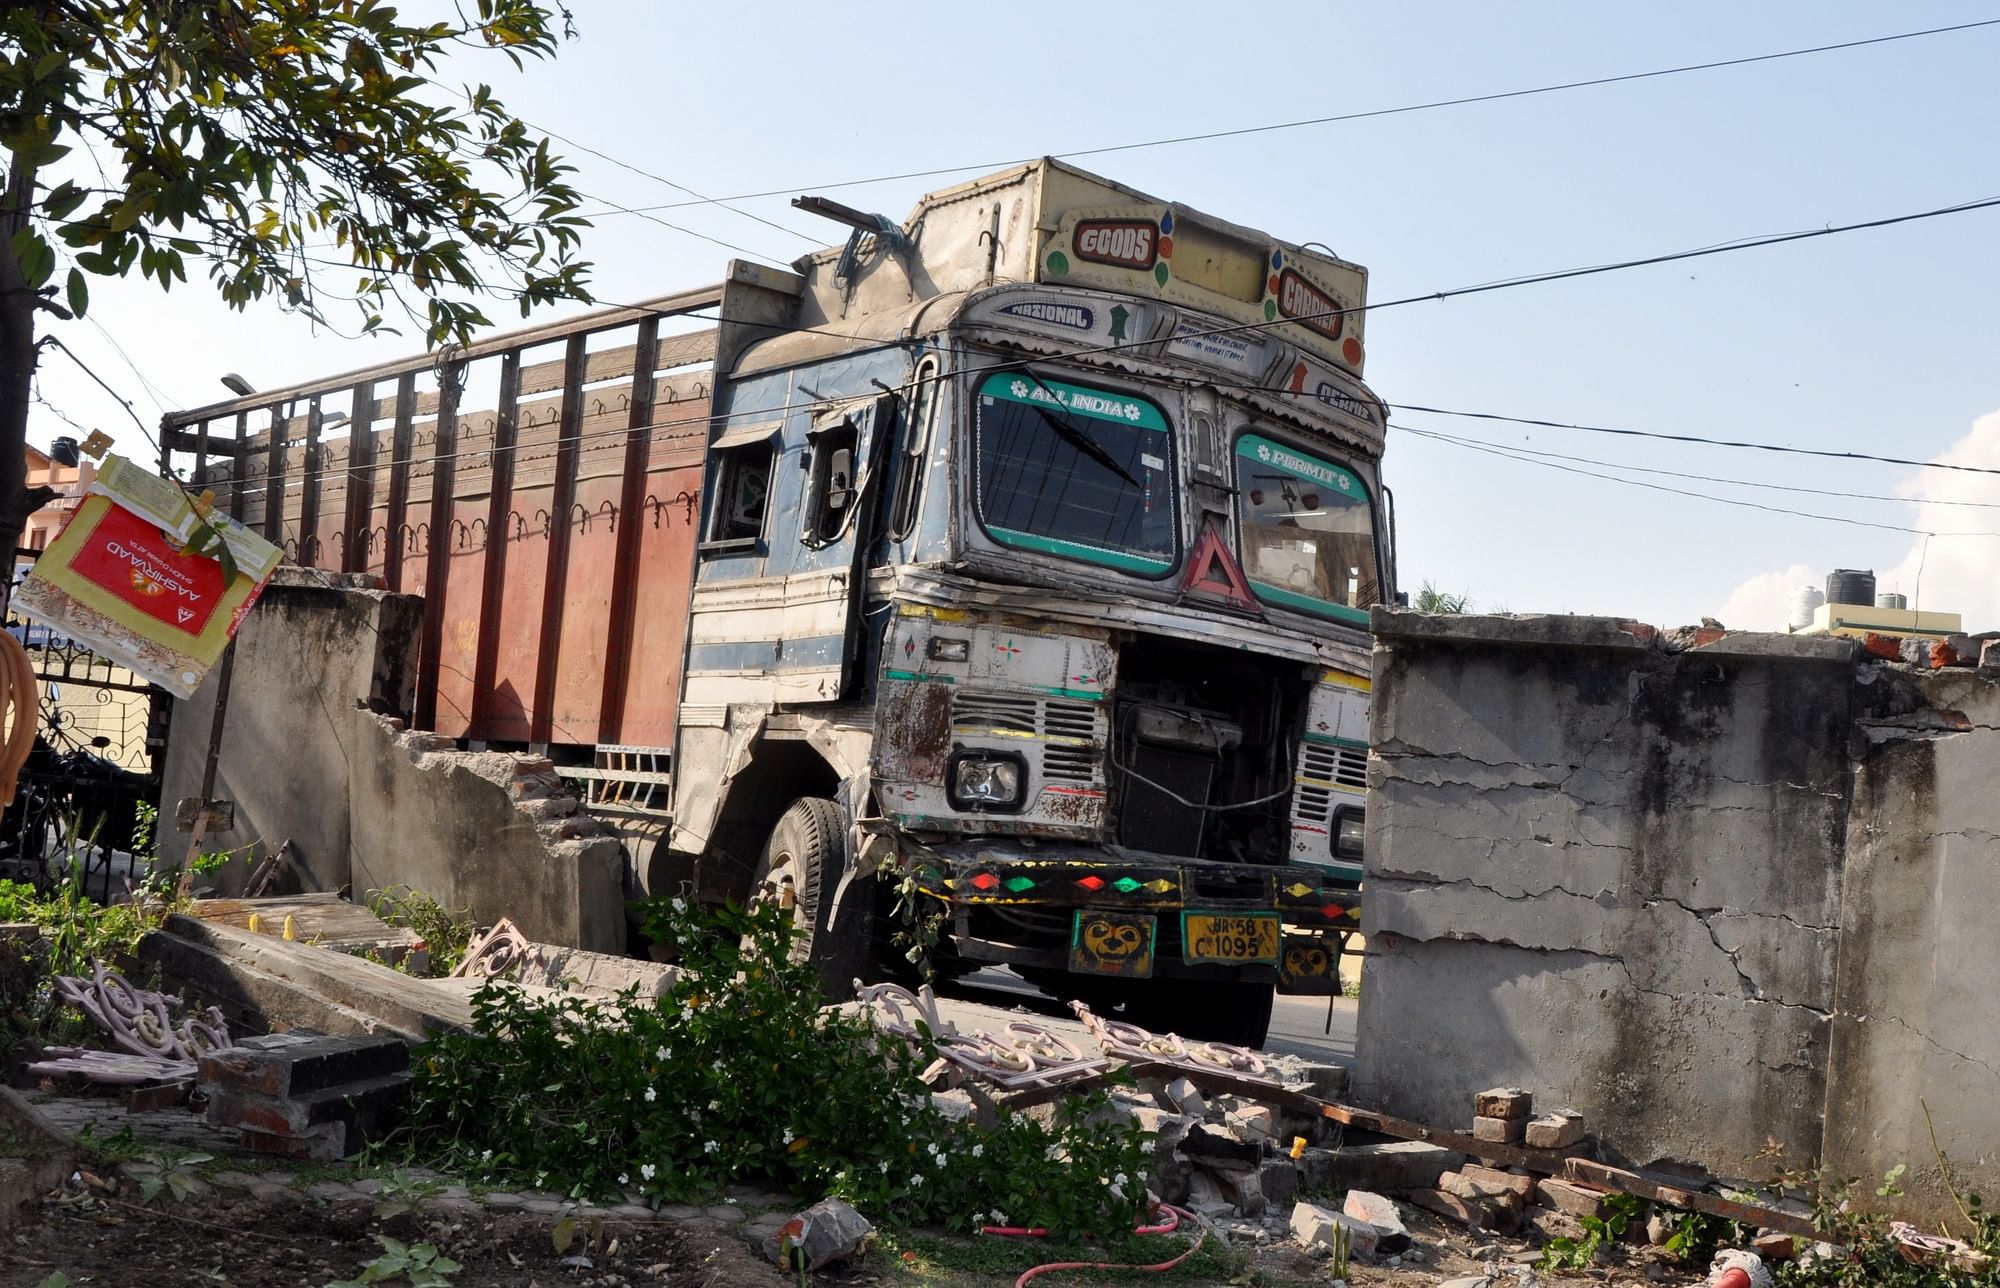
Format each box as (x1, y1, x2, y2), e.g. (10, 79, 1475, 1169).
(1235, 431, 1378, 623)
(973, 371, 1177, 575)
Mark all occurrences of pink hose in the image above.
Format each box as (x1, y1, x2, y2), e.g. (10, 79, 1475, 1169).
(982, 1204, 1207, 1287)
(981, 1204, 1180, 1239)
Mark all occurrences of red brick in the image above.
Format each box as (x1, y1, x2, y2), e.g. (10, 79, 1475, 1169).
(1535, 1177, 1608, 1218)
(1473, 1087, 1533, 1120)
(1459, 1164, 1535, 1200)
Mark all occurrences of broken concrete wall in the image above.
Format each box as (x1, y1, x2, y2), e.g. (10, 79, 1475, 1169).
(1356, 608, 2000, 1222)
(348, 717, 627, 951)
(1355, 611, 1855, 1181)
(1825, 666, 2000, 1213)
(165, 576, 626, 952)
(163, 571, 425, 894)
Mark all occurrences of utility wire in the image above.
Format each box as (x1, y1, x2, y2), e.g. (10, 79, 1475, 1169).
(586, 18, 2000, 215)
(1394, 423, 2000, 539)
(43, 337, 162, 455)
(1393, 398, 2000, 480)
(527, 120, 820, 246)
(1400, 424, 2000, 511)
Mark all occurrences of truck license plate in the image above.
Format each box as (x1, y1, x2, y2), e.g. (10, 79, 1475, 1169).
(1069, 910, 1156, 978)
(1181, 912, 1281, 965)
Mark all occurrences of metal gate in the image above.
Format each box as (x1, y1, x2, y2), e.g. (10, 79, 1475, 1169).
(0, 548, 169, 900)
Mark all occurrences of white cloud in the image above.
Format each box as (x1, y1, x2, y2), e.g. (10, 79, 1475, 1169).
(1713, 409, 2000, 635)
(1715, 562, 1821, 633)
(1877, 409, 2000, 634)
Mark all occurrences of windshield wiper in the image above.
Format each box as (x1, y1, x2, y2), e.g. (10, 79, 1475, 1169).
(1021, 371, 1143, 490)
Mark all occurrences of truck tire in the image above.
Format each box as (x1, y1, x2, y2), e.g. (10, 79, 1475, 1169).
(748, 797, 871, 1002)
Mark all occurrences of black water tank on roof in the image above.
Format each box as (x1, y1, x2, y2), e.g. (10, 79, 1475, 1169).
(1826, 568, 1876, 607)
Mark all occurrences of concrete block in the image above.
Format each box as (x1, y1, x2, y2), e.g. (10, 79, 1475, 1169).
(1341, 1189, 1411, 1254)
(1441, 1169, 1523, 1206)
(1162, 1077, 1207, 1118)
(1298, 1062, 1349, 1099)
(1315, 1140, 1462, 1193)
(1217, 1167, 1266, 1218)
(198, 1032, 410, 1098)
(1410, 1187, 1487, 1230)
(1458, 1164, 1535, 1200)
(1185, 1171, 1228, 1215)
(1256, 1157, 1299, 1206)
(1472, 1114, 1525, 1143)
(1473, 1087, 1533, 1120)
(1524, 1110, 1586, 1149)
(204, 1072, 409, 1141)
(1289, 1202, 1378, 1259)
(1225, 1104, 1276, 1142)
(1534, 1177, 1608, 1218)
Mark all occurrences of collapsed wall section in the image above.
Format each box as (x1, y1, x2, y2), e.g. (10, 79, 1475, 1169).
(1354, 611, 1856, 1179)
(349, 717, 626, 951)
(164, 576, 627, 952)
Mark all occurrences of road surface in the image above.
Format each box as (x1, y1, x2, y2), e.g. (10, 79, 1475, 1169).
(927, 967, 1357, 1064)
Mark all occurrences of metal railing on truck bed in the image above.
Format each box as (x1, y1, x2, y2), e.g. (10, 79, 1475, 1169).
(159, 285, 725, 755)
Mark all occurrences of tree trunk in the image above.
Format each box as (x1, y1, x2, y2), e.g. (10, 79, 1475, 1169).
(0, 159, 40, 608)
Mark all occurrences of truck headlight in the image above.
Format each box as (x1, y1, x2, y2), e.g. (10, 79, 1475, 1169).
(927, 636, 970, 662)
(949, 752, 1026, 811)
(1334, 809, 1365, 862)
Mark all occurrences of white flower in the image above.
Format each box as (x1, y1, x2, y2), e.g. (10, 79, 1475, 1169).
(781, 1128, 795, 1144)
(992, 1210, 1008, 1225)
(640, 1163, 656, 1181)
(618, 1173, 629, 1185)
(672, 897, 687, 912)
(644, 1086, 657, 1103)
(1114, 1173, 1129, 1188)
(925, 1142, 939, 1157)
(969, 1143, 983, 1159)
(879, 1160, 890, 1174)
(703, 1139, 719, 1155)
(655, 1045, 670, 1061)
(936, 1153, 948, 1167)
(707, 1099, 720, 1111)
(480, 1149, 492, 1161)
(911, 1174, 925, 1188)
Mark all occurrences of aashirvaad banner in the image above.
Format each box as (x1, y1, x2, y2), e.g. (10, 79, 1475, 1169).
(14, 455, 281, 698)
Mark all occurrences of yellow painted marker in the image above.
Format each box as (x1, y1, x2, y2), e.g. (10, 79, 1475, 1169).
(1290, 1136, 1307, 1160)
(282, 915, 297, 941)
(247, 913, 261, 933)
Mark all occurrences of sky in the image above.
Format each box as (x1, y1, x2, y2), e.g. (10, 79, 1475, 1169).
(31, 2, 2000, 632)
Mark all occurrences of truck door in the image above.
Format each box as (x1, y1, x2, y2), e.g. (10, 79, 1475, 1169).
(684, 394, 889, 706)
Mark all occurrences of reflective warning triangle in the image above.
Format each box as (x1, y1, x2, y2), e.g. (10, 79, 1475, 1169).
(1181, 517, 1260, 612)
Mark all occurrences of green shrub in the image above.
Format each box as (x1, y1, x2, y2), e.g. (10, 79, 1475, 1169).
(390, 898, 1150, 1238)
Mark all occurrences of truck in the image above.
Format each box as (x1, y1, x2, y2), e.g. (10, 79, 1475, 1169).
(160, 159, 1392, 1047)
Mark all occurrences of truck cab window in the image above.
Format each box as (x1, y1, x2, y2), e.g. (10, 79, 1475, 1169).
(888, 356, 940, 541)
(702, 429, 776, 547)
(803, 417, 860, 545)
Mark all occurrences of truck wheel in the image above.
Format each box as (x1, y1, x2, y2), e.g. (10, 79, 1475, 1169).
(748, 797, 871, 1002)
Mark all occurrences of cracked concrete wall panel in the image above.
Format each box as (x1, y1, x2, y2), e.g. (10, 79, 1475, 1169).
(1354, 934, 1828, 1175)
(1827, 720, 2000, 1224)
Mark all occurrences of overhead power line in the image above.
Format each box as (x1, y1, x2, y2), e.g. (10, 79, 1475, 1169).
(1393, 424, 2000, 539)
(1393, 399, 2000, 480)
(1401, 424, 2000, 511)
(526, 120, 821, 247)
(586, 18, 2000, 216)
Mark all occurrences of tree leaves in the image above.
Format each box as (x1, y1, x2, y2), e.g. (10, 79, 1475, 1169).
(0, 0, 593, 345)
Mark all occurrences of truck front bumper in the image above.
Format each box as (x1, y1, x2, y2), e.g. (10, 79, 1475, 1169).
(895, 838, 1360, 983)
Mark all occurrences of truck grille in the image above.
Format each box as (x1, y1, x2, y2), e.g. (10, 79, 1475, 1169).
(951, 692, 1100, 741)
(1293, 743, 1367, 823)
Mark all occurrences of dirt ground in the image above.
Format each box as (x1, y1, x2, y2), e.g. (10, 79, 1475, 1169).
(2, 1188, 786, 1288)
(4, 1175, 1713, 1288)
